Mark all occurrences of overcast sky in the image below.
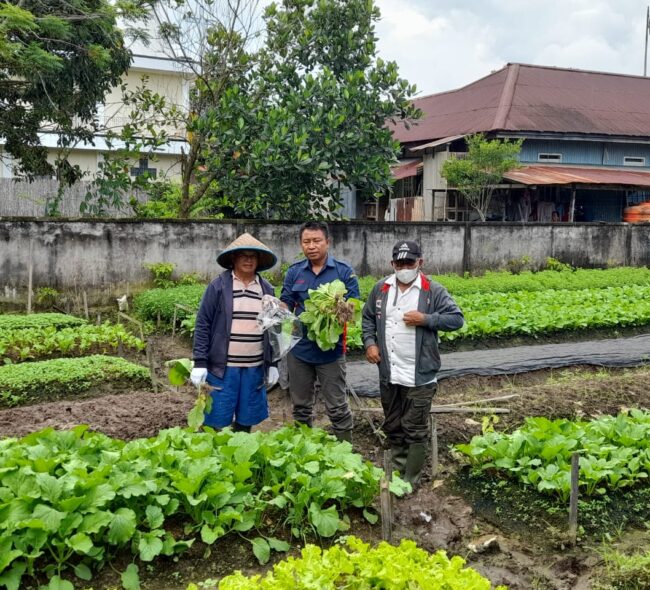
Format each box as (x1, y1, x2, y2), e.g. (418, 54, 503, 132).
(374, 0, 650, 96)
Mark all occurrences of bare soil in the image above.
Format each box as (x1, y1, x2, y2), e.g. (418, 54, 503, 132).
(2, 335, 650, 590)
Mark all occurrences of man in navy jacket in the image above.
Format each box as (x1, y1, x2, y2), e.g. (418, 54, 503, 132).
(192, 233, 279, 432)
(281, 221, 360, 442)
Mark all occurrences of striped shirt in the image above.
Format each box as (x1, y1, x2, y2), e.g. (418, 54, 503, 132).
(227, 273, 264, 367)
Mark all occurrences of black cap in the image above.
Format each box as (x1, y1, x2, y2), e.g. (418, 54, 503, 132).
(392, 240, 422, 262)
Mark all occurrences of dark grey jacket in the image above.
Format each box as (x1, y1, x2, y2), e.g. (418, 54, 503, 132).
(361, 274, 464, 386)
(193, 271, 275, 377)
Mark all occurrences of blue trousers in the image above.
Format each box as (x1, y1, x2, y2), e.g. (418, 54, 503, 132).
(204, 366, 269, 428)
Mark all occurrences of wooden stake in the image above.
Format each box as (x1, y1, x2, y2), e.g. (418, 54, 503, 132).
(569, 452, 579, 544)
(27, 239, 33, 314)
(172, 306, 178, 338)
(430, 416, 438, 477)
(82, 291, 89, 320)
(380, 450, 392, 542)
(146, 340, 158, 393)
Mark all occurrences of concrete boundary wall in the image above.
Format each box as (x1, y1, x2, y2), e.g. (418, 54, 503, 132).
(1, 219, 649, 300)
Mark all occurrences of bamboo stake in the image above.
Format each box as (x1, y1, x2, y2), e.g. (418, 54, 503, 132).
(569, 452, 579, 545)
(146, 340, 158, 393)
(380, 450, 392, 542)
(82, 291, 89, 320)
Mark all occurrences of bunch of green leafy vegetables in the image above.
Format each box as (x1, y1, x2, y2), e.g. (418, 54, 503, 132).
(455, 410, 650, 502)
(299, 280, 362, 351)
(0, 425, 407, 589)
(207, 535, 506, 590)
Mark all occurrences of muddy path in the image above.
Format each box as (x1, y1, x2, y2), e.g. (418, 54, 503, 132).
(1, 335, 649, 589)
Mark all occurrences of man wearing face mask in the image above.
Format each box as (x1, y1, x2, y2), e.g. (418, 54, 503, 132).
(361, 240, 464, 487)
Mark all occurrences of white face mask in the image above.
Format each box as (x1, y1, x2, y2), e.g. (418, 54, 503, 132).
(395, 266, 419, 284)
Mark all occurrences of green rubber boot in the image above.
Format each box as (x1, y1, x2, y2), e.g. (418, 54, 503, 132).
(334, 429, 353, 443)
(390, 444, 408, 473)
(404, 443, 428, 488)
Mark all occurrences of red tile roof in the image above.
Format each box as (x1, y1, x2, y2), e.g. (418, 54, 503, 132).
(391, 63, 650, 143)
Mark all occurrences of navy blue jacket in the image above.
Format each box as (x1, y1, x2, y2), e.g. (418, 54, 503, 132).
(193, 271, 275, 377)
(280, 255, 360, 364)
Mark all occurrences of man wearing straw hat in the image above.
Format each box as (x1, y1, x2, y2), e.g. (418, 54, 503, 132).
(190, 233, 280, 432)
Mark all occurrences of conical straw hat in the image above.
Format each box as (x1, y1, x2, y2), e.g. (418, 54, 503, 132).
(216, 232, 277, 271)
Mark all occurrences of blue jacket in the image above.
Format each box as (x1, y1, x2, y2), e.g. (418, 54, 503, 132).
(193, 271, 275, 377)
(280, 255, 360, 364)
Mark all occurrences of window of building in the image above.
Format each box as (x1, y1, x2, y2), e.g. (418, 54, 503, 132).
(538, 153, 562, 163)
(623, 156, 646, 167)
(130, 158, 157, 178)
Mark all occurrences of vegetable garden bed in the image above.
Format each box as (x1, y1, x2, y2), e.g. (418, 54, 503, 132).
(0, 355, 151, 406)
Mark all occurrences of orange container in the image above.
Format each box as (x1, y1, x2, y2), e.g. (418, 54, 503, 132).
(623, 201, 650, 223)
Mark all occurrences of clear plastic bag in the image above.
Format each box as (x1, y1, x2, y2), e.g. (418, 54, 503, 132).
(256, 295, 302, 361)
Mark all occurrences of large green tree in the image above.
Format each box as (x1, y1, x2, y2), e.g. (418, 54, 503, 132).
(0, 0, 145, 182)
(197, 0, 421, 219)
(108, 0, 420, 219)
(441, 133, 522, 222)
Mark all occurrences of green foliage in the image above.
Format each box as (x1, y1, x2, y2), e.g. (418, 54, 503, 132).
(178, 273, 204, 286)
(446, 284, 650, 342)
(208, 536, 505, 589)
(431, 266, 650, 296)
(81, 79, 178, 216)
(144, 262, 176, 289)
(544, 257, 575, 272)
(34, 288, 60, 309)
(0, 355, 150, 406)
(0, 425, 399, 587)
(441, 133, 523, 222)
(0, 323, 145, 363)
(116, 0, 420, 219)
(505, 255, 532, 275)
(165, 358, 212, 429)
(299, 281, 361, 351)
(0, 0, 142, 190)
(455, 410, 650, 502)
(0, 313, 86, 331)
(594, 547, 650, 590)
(133, 284, 206, 325)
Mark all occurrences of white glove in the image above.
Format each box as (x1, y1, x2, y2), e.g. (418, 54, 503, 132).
(190, 367, 208, 387)
(266, 366, 280, 389)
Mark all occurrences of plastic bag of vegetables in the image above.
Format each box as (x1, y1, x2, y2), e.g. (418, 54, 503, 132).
(299, 280, 362, 351)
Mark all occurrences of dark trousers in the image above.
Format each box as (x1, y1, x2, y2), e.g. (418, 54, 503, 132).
(380, 381, 437, 446)
(287, 353, 353, 434)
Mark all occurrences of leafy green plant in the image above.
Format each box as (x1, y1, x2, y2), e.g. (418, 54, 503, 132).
(0, 313, 86, 332)
(445, 284, 650, 342)
(179, 273, 203, 286)
(545, 257, 574, 272)
(431, 266, 650, 296)
(0, 355, 151, 406)
(299, 280, 361, 351)
(166, 358, 212, 429)
(455, 410, 650, 502)
(0, 323, 145, 363)
(201, 535, 506, 589)
(144, 262, 176, 288)
(133, 284, 205, 327)
(34, 287, 60, 309)
(506, 255, 532, 275)
(0, 425, 402, 588)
